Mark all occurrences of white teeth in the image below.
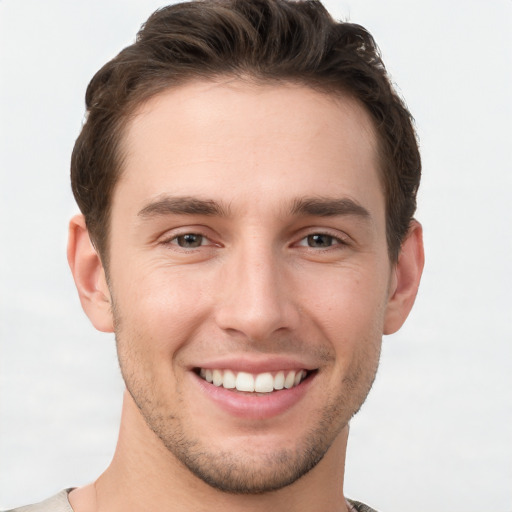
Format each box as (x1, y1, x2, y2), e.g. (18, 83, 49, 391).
(254, 372, 274, 393)
(236, 372, 255, 392)
(284, 371, 296, 389)
(274, 371, 285, 390)
(222, 369, 236, 389)
(198, 368, 308, 393)
(212, 369, 223, 387)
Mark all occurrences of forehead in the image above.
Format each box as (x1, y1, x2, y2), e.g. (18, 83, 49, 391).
(115, 79, 383, 220)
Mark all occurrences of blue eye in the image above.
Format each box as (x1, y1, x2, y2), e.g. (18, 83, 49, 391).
(174, 233, 204, 248)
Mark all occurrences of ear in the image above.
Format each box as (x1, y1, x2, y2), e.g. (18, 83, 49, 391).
(383, 220, 425, 335)
(67, 214, 114, 333)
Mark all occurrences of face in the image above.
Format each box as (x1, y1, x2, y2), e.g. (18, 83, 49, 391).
(107, 80, 393, 493)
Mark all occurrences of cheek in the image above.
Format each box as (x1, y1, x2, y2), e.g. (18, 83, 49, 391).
(297, 265, 388, 375)
(112, 264, 213, 356)
(300, 265, 389, 331)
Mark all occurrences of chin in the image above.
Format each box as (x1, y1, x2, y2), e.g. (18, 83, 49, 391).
(129, 382, 354, 495)
(159, 426, 335, 494)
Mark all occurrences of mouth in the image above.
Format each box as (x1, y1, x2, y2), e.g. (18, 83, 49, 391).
(194, 368, 315, 394)
(191, 364, 318, 419)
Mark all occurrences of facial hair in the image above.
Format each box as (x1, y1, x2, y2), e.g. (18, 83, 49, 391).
(113, 302, 381, 495)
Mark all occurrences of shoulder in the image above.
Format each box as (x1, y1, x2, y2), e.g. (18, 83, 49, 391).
(3, 490, 74, 512)
(347, 498, 379, 512)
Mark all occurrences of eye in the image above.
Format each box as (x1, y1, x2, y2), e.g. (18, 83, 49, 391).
(172, 233, 206, 248)
(297, 233, 344, 248)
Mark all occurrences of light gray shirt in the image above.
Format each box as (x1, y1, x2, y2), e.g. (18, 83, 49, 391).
(4, 490, 378, 512)
(4, 490, 73, 512)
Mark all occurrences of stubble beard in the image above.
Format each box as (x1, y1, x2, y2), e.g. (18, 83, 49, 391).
(113, 310, 381, 495)
(146, 396, 348, 494)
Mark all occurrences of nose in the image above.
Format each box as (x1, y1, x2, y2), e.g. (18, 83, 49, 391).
(214, 241, 300, 342)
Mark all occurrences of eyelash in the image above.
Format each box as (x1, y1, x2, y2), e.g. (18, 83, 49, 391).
(164, 232, 213, 249)
(295, 233, 347, 249)
(162, 230, 348, 251)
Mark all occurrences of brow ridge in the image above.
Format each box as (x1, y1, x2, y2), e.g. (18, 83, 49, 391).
(138, 196, 229, 218)
(290, 196, 370, 218)
(137, 194, 370, 220)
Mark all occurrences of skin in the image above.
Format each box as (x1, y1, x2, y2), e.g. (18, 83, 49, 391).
(67, 80, 424, 512)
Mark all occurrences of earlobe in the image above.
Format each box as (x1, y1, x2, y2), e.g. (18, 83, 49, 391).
(383, 220, 425, 335)
(67, 214, 114, 333)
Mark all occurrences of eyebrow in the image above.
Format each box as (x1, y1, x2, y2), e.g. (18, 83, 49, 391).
(137, 195, 370, 220)
(138, 196, 230, 218)
(290, 196, 370, 219)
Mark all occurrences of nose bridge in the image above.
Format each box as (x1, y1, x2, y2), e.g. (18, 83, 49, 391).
(215, 234, 297, 340)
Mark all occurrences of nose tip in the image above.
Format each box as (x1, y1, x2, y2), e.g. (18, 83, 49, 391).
(214, 253, 299, 342)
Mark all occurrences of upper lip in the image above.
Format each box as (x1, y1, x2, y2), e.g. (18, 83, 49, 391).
(190, 356, 318, 374)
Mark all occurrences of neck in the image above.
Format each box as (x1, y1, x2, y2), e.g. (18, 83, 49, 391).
(70, 391, 350, 512)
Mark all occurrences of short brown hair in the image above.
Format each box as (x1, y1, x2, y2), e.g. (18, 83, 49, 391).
(71, 0, 421, 264)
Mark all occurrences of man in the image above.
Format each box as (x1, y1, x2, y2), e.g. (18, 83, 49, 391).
(7, 0, 424, 510)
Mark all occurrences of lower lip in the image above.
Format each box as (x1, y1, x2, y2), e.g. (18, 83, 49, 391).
(192, 372, 316, 420)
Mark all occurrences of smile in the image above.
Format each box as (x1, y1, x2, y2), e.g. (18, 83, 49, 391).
(197, 368, 310, 393)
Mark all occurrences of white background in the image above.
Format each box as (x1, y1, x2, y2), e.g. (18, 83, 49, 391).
(1, 1, 511, 510)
